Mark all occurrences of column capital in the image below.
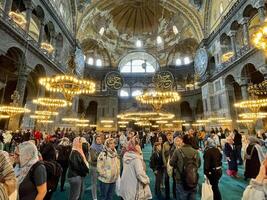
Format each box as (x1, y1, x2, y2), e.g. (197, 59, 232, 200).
(228, 30, 237, 37)
(23, 0, 33, 10)
(239, 17, 250, 25)
(253, 0, 265, 9)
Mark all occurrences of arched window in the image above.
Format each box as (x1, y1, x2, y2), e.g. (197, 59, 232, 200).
(119, 89, 130, 97)
(119, 52, 159, 74)
(132, 89, 143, 97)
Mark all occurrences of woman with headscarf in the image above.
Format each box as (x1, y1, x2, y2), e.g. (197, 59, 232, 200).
(204, 138, 223, 200)
(89, 134, 104, 200)
(0, 150, 17, 200)
(57, 137, 72, 191)
(224, 135, 238, 177)
(97, 138, 120, 200)
(67, 137, 89, 200)
(244, 136, 266, 180)
(3, 131, 12, 152)
(120, 137, 152, 200)
(15, 141, 47, 200)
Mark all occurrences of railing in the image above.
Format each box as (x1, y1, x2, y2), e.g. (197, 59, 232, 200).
(0, 8, 64, 72)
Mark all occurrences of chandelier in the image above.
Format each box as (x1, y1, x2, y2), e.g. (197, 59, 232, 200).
(39, 75, 96, 101)
(238, 112, 267, 119)
(248, 80, 267, 95)
(33, 98, 71, 109)
(0, 91, 30, 116)
(135, 91, 180, 111)
(0, 114, 10, 119)
(41, 42, 54, 54)
(117, 111, 175, 121)
(234, 97, 267, 113)
(37, 119, 54, 124)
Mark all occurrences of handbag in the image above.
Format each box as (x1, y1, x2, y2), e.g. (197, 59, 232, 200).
(115, 175, 121, 196)
(244, 145, 255, 160)
(201, 176, 213, 200)
(135, 181, 152, 200)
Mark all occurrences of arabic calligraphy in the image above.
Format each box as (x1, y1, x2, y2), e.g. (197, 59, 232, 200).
(153, 71, 174, 90)
(105, 72, 124, 90)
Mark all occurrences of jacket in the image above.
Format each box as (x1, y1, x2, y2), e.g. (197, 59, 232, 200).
(203, 147, 222, 175)
(89, 148, 100, 167)
(149, 151, 164, 172)
(97, 150, 120, 183)
(162, 141, 174, 166)
(67, 150, 89, 178)
(169, 145, 201, 184)
(120, 152, 151, 200)
(242, 179, 267, 200)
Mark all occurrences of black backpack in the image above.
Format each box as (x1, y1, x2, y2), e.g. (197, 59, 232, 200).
(179, 149, 199, 190)
(30, 161, 62, 194)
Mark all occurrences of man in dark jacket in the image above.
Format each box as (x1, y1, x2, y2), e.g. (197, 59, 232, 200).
(170, 134, 201, 200)
(150, 142, 164, 198)
(233, 129, 243, 165)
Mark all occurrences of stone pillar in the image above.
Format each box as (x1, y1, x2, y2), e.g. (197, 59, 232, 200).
(24, 1, 33, 34)
(240, 80, 249, 100)
(38, 21, 45, 45)
(3, 0, 13, 14)
(16, 69, 30, 106)
(258, 6, 266, 22)
(229, 31, 237, 57)
(240, 17, 250, 46)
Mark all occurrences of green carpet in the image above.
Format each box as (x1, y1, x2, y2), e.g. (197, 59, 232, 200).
(52, 145, 248, 200)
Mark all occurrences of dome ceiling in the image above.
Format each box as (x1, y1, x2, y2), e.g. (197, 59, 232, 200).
(77, 0, 205, 67)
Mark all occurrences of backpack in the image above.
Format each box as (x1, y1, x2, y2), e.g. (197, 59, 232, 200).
(179, 149, 199, 190)
(30, 161, 62, 194)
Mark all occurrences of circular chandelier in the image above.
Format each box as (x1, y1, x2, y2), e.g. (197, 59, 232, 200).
(39, 75, 96, 101)
(9, 11, 26, 27)
(37, 119, 54, 124)
(0, 114, 10, 119)
(238, 112, 267, 119)
(35, 110, 58, 116)
(248, 80, 267, 95)
(33, 98, 71, 108)
(0, 106, 30, 115)
(30, 115, 49, 120)
(234, 99, 267, 109)
(135, 91, 180, 110)
(117, 111, 175, 121)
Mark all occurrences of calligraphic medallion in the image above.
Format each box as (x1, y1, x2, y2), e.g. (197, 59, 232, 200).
(153, 71, 174, 90)
(105, 71, 124, 90)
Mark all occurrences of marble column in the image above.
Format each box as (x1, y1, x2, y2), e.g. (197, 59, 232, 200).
(229, 31, 237, 57)
(240, 17, 250, 46)
(258, 6, 266, 23)
(3, 0, 13, 14)
(24, 2, 33, 35)
(50, 32, 56, 58)
(16, 69, 30, 106)
(240, 80, 249, 100)
(38, 21, 45, 45)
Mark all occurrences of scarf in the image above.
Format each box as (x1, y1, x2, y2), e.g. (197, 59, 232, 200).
(59, 137, 70, 146)
(15, 141, 39, 185)
(72, 137, 89, 168)
(104, 138, 117, 158)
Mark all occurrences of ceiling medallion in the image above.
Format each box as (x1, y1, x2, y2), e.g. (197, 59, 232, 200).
(105, 71, 124, 90)
(194, 48, 208, 77)
(153, 71, 174, 90)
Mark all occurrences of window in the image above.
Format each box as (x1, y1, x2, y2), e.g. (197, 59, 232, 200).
(132, 89, 143, 97)
(96, 59, 102, 67)
(176, 58, 182, 66)
(120, 60, 155, 73)
(119, 89, 129, 97)
(184, 57, 191, 65)
(119, 52, 159, 74)
(87, 57, 94, 65)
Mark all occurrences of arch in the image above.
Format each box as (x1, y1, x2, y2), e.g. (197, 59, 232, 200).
(208, 56, 216, 75)
(180, 101, 192, 118)
(44, 21, 55, 43)
(243, 5, 258, 18)
(119, 52, 159, 73)
(86, 101, 98, 124)
(241, 63, 264, 84)
(166, 38, 198, 66)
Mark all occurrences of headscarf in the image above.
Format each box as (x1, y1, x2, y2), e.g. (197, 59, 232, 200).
(59, 137, 70, 146)
(90, 136, 104, 153)
(15, 141, 39, 185)
(248, 136, 266, 164)
(125, 136, 140, 153)
(3, 131, 12, 144)
(206, 138, 217, 148)
(104, 138, 117, 158)
(72, 137, 89, 167)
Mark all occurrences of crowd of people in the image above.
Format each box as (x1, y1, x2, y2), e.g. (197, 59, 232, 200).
(0, 127, 266, 200)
